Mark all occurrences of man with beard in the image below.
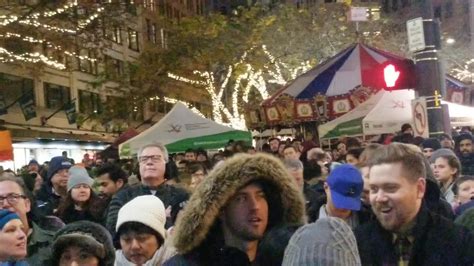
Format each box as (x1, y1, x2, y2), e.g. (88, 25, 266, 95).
(96, 163, 128, 201)
(163, 153, 306, 265)
(268, 137, 280, 155)
(455, 134, 474, 175)
(355, 143, 474, 265)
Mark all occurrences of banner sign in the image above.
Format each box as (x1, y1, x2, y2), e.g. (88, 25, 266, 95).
(64, 101, 77, 124)
(0, 93, 7, 115)
(19, 94, 36, 121)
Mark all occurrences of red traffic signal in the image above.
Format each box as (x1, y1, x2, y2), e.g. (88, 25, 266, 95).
(384, 64, 400, 88)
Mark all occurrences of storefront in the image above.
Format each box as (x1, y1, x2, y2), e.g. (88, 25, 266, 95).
(0, 139, 108, 171)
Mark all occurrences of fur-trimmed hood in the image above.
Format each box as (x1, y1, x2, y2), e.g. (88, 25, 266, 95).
(173, 153, 306, 254)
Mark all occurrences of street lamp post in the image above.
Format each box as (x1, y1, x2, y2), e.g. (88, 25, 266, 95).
(413, 0, 450, 137)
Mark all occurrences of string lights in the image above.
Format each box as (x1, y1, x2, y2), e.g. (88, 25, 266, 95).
(168, 45, 315, 130)
(451, 58, 474, 82)
(0, 1, 113, 69)
(0, 32, 98, 63)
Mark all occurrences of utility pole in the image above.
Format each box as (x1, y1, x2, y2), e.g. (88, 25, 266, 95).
(413, 0, 450, 137)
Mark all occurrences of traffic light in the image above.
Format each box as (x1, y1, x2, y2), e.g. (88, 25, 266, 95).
(377, 60, 416, 91)
(384, 64, 400, 88)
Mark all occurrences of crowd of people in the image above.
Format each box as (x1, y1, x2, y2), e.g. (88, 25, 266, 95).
(0, 124, 474, 265)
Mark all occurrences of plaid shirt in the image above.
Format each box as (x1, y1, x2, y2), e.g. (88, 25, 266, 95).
(393, 234, 415, 266)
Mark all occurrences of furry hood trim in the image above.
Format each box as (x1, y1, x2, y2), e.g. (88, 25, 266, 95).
(173, 153, 306, 254)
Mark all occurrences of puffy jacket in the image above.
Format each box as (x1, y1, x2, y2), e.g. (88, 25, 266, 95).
(164, 153, 306, 266)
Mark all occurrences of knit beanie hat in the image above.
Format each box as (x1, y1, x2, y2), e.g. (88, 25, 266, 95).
(116, 195, 166, 242)
(51, 220, 115, 266)
(282, 217, 361, 266)
(28, 159, 39, 167)
(47, 156, 72, 180)
(421, 138, 441, 151)
(429, 148, 457, 164)
(0, 209, 20, 230)
(67, 166, 94, 192)
(455, 133, 473, 144)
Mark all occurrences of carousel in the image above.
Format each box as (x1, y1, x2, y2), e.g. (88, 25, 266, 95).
(247, 43, 471, 138)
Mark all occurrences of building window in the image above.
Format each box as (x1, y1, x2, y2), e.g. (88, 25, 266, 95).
(44, 83, 70, 109)
(128, 28, 139, 51)
(143, 0, 155, 10)
(77, 49, 98, 74)
(104, 56, 124, 79)
(104, 24, 122, 44)
(0, 73, 34, 105)
(151, 23, 157, 44)
(105, 96, 128, 119)
(146, 19, 157, 44)
(79, 90, 102, 114)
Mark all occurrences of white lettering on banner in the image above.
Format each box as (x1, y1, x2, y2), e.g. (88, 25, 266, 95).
(185, 123, 211, 130)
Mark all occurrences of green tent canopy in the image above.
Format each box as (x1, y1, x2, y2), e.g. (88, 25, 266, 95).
(119, 103, 251, 158)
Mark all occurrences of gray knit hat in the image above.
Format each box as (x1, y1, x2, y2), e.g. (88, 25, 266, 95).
(429, 148, 457, 164)
(282, 217, 361, 266)
(67, 166, 94, 192)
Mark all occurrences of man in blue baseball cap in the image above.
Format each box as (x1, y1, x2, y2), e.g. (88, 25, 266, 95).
(314, 164, 365, 229)
(36, 156, 72, 216)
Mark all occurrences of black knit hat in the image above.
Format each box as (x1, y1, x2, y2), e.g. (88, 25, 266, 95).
(421, 138, 442, 151)
(50, 221, 115, 266)
(455, 133, 473, 144)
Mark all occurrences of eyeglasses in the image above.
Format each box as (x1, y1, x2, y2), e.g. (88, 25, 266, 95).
(138, 155, 163, 163)
(0, 193, 27, 207)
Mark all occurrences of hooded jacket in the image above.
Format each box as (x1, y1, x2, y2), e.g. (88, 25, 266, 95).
(164, 153, 306, 265)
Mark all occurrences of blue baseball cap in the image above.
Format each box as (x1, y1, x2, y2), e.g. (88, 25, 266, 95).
(327, 164, 363, 211)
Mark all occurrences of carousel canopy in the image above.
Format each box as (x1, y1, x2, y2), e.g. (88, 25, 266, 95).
(262, 43, 416, 106)
(252, 43, 417, 128)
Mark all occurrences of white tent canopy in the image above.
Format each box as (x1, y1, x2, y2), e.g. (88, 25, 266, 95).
(363, 90, 416, 135)
(443, 101, 474, 127)
(119, 103, 251, 157)
(318, 90, 474, 139)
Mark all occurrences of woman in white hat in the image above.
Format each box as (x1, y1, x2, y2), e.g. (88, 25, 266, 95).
(115, 195, 174, 266)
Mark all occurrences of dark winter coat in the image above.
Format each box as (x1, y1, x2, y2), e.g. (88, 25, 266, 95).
(105, 183, 188, 236)
(459, 152, 474, 176)
(164, 153, 306, 266)
(355, 205, 474, 266)
(26, 222, 55, 266)
(35, 184, 61, 216)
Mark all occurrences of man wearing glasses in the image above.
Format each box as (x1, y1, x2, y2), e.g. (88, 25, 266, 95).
(0, 175, 55, 265)
(106, 143, 189, 237)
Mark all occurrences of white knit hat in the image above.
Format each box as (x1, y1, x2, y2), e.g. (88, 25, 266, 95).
(116, 195, 166, 241)
(282, 217, 361, 266)
(67, 166, 94, 192)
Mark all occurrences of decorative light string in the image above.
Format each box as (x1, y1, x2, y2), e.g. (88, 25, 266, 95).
(451, 58, 474, 82)
(0, 32, 98, 63)
(0, 48, 66, 69)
